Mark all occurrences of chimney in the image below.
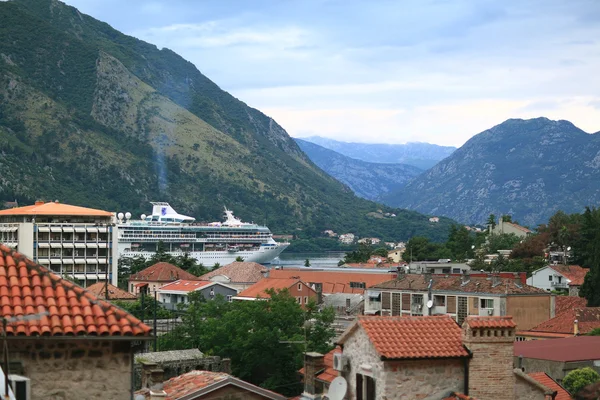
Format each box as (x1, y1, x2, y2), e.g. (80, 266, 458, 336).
(149, 387, 167, 400)
(140, 362, 164, 390)
(303, 352, 325, 399)
(574, 319, 580, 336)
(34, 200, 44, 206)
(491, 274, 501, 288)
(461, 270, 470, 285)
(462, 316, 516, 400)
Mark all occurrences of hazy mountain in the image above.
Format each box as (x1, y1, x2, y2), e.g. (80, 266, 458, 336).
(295, 139, 422, 201)
(0, 0, 455, 241)
(384, 118, 600, 226)
(302, 136, 456, 170)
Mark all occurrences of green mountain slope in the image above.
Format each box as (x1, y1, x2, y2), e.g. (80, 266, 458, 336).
(0, 0, 454, 241)
(385, 118, 600, 226)
(295, 138, 422, 201)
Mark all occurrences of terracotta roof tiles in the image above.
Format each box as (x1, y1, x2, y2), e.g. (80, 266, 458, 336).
(268, 269, 396, 294)
(0, 244, 151, 337)
(0, 201, 112, 217)
(235, 278, 312, 300)
(549, 265, 588, 286)
(158, 280, 213, 293)
(85, 282, 137, 300)
(129, 262, 198, 282)
(555, 296, 587, 315)
(465, 316, 516, 329)
(528, 372, 571, 400)
(514, 336, 600, 362)
(520, 307, 600, 336)
(339, 316, 469, 360)
(199, 262, 267, 283)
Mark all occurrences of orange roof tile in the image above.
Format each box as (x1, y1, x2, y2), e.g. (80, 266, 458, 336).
(85, 282, 137, 300)
(0, 201, 112, 217)
(339, 316, 469, 360)
(136, 370, 286, 400)
(549, 265, 589, 286)
(465, 316, 516, 329)
(199, 262, 267, 283)
(0, 244, 151, 337)
(528, 372, 571, 400)
(129, 262, 199, 282)
(158, 280, 213, 293)
(235, 278, 313, 300)
(268, 269, 396, 294)
(523, 307, 600, 336)
(555, 296, 587, 315)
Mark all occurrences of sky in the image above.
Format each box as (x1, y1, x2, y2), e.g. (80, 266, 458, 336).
(63, 0, 600, 147)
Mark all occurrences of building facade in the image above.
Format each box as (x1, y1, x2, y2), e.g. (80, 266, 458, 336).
(128, 262, 199, 295)
(527, 264, 588, 295)
(158, 280, 238, 309)
(0, 201, 117, 286)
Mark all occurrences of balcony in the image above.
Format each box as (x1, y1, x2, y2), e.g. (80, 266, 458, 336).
(551, 281, 568, 289)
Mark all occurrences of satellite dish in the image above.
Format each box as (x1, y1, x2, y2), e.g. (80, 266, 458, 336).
(567, 246, 571, 251)
(141, 214, 147, 220)
(125, 212, 132, 220)
(426, 300, 434, 309)
(327, 377, 348, 400)
(117, 212, 124, 221)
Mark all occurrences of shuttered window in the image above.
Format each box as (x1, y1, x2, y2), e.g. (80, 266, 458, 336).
(356, 373, 363, 400)
(401, 293, 411, 311)
(382, 292, 391, 309)
(447, 296, 457, 313)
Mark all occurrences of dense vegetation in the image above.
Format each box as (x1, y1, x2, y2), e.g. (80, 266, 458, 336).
(562, 368, 600, 396)
(156, 290, 336, 396)
(0, 0, 454, 242)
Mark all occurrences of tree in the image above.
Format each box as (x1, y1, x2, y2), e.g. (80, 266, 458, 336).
(487, 214, 497, 229)
(235, 256, 244, 262)
(501, 215, 512, 223)
(304, 259, 311, 267)
(446, 225, 474, 261)
(211, 263, 221, 271)
(579, 208, 600, 306)
(562, 368, 600, 395)
(587, 328, 600, 336)
(486, 233, 521, 253)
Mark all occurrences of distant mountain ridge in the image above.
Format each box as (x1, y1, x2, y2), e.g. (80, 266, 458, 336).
(302, 136, 456, 170)
(385, 118, 600, 226)
(295, 138, 422, 201)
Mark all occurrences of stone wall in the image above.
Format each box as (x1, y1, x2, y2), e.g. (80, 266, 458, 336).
(463, 323, 516, 400)
(133, 352, 231, 389)
(514, 372, 552, 400)
(9, 339, 134, 400)
(341, 327, 386, 399)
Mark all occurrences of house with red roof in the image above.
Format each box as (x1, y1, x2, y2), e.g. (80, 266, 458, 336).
(517, 307, 600, 340)
(157, 279, 237, 309)
(527, 265, 589, 296)
(128, 262, 199, 295)
(135, 369, 286, 400)
(232, 277, 317, 308)
(199, 261, 268, 291)
(85, 281, 137, 301)
(299, 315, 559, 400)
(0, 244, 152, 399)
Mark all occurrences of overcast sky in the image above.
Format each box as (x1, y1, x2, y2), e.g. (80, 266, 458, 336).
(64, 0, 600, 146)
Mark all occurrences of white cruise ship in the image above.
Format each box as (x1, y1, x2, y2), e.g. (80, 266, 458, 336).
(117, 202, 289, 265)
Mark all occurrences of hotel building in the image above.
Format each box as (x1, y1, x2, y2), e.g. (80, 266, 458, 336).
(0, 201, 117, 286)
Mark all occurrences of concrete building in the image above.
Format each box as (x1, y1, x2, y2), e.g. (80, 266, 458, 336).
(232, 277, 317, 308)
(366, 273, 553, 330)
(0, 244, 152, 400)
(199, 261, 268, 292)
(0, 200, 118, 286)
(300, 315, 555, 400)
(387, 248, 405, 263)
(157, 280, 238, 309)
(408, 261, 471, 274)
(491, 219, 532, 238)
(339, 233, 355, 244)
(527, 264, 588, 295)
(515, 336, 600, 383)
(129, 262, 199, 295)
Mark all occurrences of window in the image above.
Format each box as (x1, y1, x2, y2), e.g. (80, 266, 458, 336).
(548, 275, 553, 281)
(434, 295, 445, 307)
(442, 268, 451, 274)
(304, 296, 308, 304)
(350, 282, 366, 289)
(480, 298, 494, 309)
(356, 373, 376, 400)
(298, 283, 302, 291)
(226, 295, 232, 302)
(296, 297, 301, 304)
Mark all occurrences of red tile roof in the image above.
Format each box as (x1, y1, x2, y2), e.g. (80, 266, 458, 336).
(0, 244, 151, 337)
(505, 221, 532, 233)
(520, 307, 600, 336)
(528, 372, 571, 400)
(268, 269, 396, 294)
(85, 282, 137, 300)
(235, 278, 313, 300)
(514, 336, 600, 362)
(372, 273, 546, 295)
(549, 265, 588, 286)
(339, 316, 469, 360)
(298, 348, 341, 384)
(158, 280, 213, 293)
(136, 370, 286, 400)
(465, 316, 516, 329)
(129, 262, 198, 282)
(0, 201, 112, 217)
(199, 262, 267, 283)
(442, 394, 478, 400)
(555, 296, 587, 315)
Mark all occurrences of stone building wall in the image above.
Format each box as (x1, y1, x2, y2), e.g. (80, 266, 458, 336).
(9, 339, 134, 400)
(341, 327, 386, 400)
(383, 359, 465, 399)
(514, 374, 551, 400)
(463, 324, 516, 400)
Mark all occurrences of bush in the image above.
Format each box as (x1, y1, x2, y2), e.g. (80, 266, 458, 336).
(563, 367, 600, 395)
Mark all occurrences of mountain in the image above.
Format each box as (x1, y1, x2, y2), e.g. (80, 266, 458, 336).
(301, 136, 456, 170)
(294, 138, 422, 201)
(384, 118, 600, 226)
(0, 0, 455, 241)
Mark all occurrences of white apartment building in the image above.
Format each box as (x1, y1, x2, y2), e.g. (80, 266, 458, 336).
(0, 201, 117, 286)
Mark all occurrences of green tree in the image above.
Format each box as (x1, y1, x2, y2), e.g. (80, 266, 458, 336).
(446, 225, 474, 261)
(304, 259, 311, 267)
(373, 247, 389, 257)
(562, 367, 600, 395)
(579, 208, 600, 306)
(235, 256, 244, 262)
(501, 215, 513, 223)
(486, 233, 521, 253)
(487, 214, 497, 229)
(211, 263, 221, 271)
(587, 328, 600, 336)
